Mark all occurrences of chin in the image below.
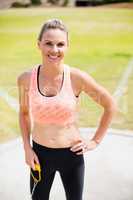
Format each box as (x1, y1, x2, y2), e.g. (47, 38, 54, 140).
(47, 57, 63, 64)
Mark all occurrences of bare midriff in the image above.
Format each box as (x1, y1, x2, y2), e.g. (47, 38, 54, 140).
(32, 122, 82, 148)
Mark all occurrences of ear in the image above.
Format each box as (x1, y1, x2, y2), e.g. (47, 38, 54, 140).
(37, 40, 41, 50)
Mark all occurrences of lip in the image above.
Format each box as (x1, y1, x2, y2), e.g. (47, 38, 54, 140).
(48, 55, 61, 60)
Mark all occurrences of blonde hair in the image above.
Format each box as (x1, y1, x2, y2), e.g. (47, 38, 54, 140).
(38, 19, 68, 41)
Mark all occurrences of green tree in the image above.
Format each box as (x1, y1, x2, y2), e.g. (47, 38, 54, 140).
(47, 0, 69, 6)
(30, 0, 41, 5)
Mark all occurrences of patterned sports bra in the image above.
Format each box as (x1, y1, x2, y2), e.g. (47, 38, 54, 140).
(29, 64, 79, 127)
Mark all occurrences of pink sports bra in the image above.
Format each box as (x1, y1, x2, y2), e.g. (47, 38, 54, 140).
(29, 64, 79, 127)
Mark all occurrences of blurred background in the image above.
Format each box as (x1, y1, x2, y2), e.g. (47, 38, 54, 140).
(0, 1, 133, 200)
(0, 0, 133, 142)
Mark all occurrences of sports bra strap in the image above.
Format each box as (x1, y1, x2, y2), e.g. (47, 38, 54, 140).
(29, 65, 38, 91)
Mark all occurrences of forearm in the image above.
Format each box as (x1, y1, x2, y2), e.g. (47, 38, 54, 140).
(19, 112, 31, 150)
(91, 107, 116, 144)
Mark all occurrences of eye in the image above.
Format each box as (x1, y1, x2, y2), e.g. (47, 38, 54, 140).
(57, 42, 65, 47)
(45, 42, 53, 46)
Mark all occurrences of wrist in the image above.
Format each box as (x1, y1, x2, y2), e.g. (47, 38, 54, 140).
(91, 138, 100, 145)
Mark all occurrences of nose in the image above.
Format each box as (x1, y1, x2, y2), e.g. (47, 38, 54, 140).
(52, 45, 59, 53)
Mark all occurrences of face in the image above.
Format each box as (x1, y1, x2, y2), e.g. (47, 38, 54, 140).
(38, 29, 68, 64)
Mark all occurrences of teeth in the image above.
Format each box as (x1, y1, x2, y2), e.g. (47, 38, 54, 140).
(49, 55, 58, 59)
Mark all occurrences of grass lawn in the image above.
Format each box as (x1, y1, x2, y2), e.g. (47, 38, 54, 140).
(0, 7, 133, 143)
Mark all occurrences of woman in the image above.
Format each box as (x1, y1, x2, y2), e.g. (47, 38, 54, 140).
(17, 19, 117, 200)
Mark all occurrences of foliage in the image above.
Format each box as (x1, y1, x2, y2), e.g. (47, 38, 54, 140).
(30, 0, 41, 5)
(47, 0, 69, 6)
(11, 2, 31, 7)
(87, 0, 132, 6)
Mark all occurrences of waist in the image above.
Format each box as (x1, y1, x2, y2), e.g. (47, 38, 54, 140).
(31, 123, 82, 148)
(32, 140, 71, 151)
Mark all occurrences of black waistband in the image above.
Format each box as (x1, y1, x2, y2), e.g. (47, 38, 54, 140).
(32, 140, 71, 152)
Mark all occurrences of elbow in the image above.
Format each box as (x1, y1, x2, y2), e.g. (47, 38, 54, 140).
(105, 98, 118, 116)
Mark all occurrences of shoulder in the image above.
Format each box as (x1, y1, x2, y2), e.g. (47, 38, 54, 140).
(69, 65, 94, 85)
(17, 68, 33, 89)
(69, 65, 100, 94)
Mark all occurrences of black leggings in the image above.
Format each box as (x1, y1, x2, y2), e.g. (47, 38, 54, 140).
(30, 140, 85, 200)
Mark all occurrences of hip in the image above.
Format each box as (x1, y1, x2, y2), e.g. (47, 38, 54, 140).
(32, 140, 84, 170)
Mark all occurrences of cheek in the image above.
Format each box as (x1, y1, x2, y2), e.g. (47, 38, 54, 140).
(60, 47, 67, 54)
(40, 46, 49, 54)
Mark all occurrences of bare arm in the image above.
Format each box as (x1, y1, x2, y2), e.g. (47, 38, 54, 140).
(80, 71, 117, 144)
(17, 73, 39, 169)
(17, 73, 31, 149)
(70, 69, 117, 154)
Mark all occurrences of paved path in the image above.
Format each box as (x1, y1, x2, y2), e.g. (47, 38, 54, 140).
(0, 128, 133, 200)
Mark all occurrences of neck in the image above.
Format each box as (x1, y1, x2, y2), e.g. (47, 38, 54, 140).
(41, 59, 64, 78)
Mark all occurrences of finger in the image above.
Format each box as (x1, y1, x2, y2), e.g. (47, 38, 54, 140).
(70, 142, 84, 151)
(72, 141, 84, 149)
(34, 154, 40, 165)
(31, 160, 35, 171)
(71, 143, 87, 152)
(71, 146, 83, 152)
(76, 145, 89, 155)
(76, 150, 84, 155)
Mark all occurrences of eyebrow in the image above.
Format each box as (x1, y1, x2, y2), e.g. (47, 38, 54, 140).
(44, 40, 65, 43)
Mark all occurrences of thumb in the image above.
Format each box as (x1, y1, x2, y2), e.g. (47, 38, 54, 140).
(34, 154, 40, 165)
(31, 160, 35, 171)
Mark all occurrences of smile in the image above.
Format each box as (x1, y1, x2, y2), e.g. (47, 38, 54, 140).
(48, 55, 60, 60)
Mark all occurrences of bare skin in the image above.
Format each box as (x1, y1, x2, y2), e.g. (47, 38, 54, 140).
(17, 29, 117, 170)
